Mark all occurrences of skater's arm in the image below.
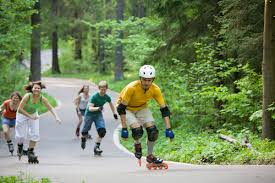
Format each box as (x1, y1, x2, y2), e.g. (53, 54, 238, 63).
(109, 102, 116, 114)
(160, 105, 174, 139)
(160, 105, 171, 129)
(18, 94, 36, 119)
(88, 103, 102, 112)
(74, 95, 81, 115)
(109, 102, 118, 120)
(42, 97, 61, 123)
(120, 114, 127, 128)
(73, 95, 81, 108)
(117, 102, 127, 128)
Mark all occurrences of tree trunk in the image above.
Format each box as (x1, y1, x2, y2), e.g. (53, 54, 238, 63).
(30, 0, 41, 81)
(98, 26, 105, 73)
(91, 26, 97, 65)
(131, 0, 138, 17)
(262, 0, 275, 140)
(51, 0, 61, 74)
(138, 0, 145, 18)
(115, 0, 124, 81)
(73, 11, 82, 60)
(132, 0, 145, 18)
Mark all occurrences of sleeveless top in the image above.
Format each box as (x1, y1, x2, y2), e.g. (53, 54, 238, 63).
(79, 93, 89, 110)
(21, 93, 43, 114)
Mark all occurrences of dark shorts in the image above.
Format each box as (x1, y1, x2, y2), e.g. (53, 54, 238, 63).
(76, 108, 86, 116)
(1, 117, 16, 128)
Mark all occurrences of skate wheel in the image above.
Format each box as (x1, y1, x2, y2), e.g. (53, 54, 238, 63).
(146, 164, 152, 170)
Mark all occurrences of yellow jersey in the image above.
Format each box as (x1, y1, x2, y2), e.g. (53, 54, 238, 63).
(117, 80, 165, 111)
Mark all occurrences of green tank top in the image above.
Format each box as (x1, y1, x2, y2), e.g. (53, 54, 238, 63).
(23, 93, 43, 114)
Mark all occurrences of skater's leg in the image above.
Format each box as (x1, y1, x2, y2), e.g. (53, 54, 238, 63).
(145, 125, 159, 155)
(15, 113, 28, 158)
(28, 140, 37, 149)
(75, 108, 83, 136)
(81, 115, 93, 138)
(2, 117, 16, 141)
(2, 124, 11, 141)
(15, 113, 29, 145)
(94, 114, 106, 155)
(130, 124, 144, 159)
(144, 124, 163, 164)
(81, 116, 93, 149)
(7, 140, 14, 154)
(27, 115, 39, 150)
(25, 114, 40, 161)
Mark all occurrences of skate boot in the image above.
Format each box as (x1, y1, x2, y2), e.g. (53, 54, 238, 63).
(7, 141, 14, 155)
(17, 144, 23, 160)
(146, 154, 168, 170)
(81, 137, 86, 150)
(75, 127, 80, 137)
(94, 145, 103, 156)
(87, 133, 92, 139)
(134, 143, 142, 159)
(23, 149, 28, 156)
(28, 148, 39, 164)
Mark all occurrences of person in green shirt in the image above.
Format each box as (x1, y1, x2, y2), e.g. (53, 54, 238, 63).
(80, 80, 118, 155)
(15, 81, 61, 163)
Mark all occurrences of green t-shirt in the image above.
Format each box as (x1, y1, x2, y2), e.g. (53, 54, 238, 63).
(85, 92, 111, 115)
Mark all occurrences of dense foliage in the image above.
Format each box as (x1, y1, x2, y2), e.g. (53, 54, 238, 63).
(0, 0, 35, 100)
(1, 0, 274, 164)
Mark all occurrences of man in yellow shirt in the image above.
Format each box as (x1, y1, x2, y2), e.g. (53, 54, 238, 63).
(117, 65, 174, 165)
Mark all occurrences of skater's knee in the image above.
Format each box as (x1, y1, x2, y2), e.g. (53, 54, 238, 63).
(97, 128, 106, 138)
(81, 131, 89, 137)
(146, 125, 159, 141)
(131, 126, 143, 140)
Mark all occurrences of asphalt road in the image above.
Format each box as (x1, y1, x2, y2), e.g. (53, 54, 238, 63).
(1, 77, 275, 183)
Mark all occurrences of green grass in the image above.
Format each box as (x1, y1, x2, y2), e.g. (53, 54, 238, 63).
(0, 174, 51, 183)
(121, 111, 275, 165)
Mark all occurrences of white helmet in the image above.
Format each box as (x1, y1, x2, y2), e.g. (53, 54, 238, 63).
(139, 65, 155, 78)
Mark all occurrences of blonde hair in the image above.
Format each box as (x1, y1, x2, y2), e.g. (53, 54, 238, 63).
(98, 80, 108, 88)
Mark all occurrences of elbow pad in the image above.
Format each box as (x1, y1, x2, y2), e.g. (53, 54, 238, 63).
(160, 106, 170, 118)
(117, 103, 127, 115)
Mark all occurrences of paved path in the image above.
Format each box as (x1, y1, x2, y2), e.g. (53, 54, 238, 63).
(1, 77, 275, 183)
(22, 49, 58, 72)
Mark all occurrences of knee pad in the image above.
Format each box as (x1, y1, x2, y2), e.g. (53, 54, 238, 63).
(146, 126, 159, 141)
(131, 126, 144, 140)
(81, 131, 88, 136)
(97, 128, 106, 138)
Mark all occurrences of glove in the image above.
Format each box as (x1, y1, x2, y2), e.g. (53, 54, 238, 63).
(98, 106, 103, 111)
(113, 114, 118, 119)
(165, 128, 174, 139)
(121, 128, 129, 139)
